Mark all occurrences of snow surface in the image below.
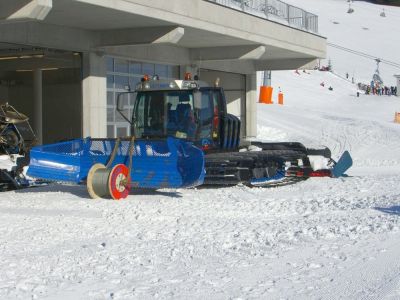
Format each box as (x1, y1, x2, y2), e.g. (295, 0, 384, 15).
(0, 155, 18, 172)
(2, 2, 400, 299)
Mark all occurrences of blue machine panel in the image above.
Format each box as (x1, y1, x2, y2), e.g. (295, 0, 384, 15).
(28, 137, 205, 189)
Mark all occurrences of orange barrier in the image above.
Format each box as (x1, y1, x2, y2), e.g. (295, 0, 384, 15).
(278, 92, 284, 105)
(259, 86, 273, 104)
(395, 112, 400, 123)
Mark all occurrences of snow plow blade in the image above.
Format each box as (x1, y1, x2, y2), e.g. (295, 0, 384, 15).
(286, 150, 353, 179)
(331, 150, 352, 178)
(306, 150, 352, 178)
(27, 137, 205, 189)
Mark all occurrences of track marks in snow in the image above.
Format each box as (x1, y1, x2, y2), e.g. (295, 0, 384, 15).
(260, 104, 400, 167)
(312, 235, 400, 300)
(1, 172, 400, 298)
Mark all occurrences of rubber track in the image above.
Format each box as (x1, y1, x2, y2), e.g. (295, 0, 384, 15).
(204, 147, 309, 186)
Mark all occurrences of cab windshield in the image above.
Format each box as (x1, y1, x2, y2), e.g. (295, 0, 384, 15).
(132, 89, 215, 141)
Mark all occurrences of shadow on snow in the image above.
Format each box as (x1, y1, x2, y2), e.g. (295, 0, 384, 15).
(15, 184, 183, 199)
(375, 206, 400, 216)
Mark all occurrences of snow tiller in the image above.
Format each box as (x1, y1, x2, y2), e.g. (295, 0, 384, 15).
(25, 74, 353, 197)
(27, 137, 205, 200)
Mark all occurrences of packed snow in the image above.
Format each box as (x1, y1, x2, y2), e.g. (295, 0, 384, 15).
(1, 1, 400, 300)
(0, 155, 19, 172)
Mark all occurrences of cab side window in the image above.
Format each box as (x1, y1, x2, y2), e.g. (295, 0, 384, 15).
(197, 90, 213, 139)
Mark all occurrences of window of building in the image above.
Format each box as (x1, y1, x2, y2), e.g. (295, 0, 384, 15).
(129, 62, 141, 74)
(107, 75, 114, 89)
(114, 59, 129, 73)
(142, 63, 154, 76)
(107, 91, 114, 106)
(114, 75, 129, 90)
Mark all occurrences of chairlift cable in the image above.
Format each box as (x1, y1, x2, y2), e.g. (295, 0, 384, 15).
(327, 42, 400, 69)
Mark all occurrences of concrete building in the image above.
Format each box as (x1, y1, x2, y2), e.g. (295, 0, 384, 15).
(0, 0, 326, 144)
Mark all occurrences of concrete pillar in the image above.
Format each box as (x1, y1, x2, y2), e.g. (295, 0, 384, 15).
(245, 73, 257, 139)
(33, 68, 43, 144)
(394, 75, 400, 97)
(82, 52, 107, 138)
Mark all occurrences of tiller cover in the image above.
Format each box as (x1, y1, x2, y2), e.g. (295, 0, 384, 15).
(27, 137, 205, 189)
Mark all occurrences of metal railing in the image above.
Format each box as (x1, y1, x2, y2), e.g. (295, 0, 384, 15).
(205, 0, 318, 34)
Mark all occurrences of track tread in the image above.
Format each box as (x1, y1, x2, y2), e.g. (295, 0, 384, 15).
(204, 143, 311, 186)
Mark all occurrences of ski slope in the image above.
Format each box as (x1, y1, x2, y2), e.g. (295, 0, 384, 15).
(260, 70, 400, 173)
(285, 0, 400, 85)
(1, 1, 400, 299)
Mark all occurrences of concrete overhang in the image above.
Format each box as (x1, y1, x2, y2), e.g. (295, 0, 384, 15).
(0, 0, 52, 22)
(0, 49, 81, 72)
(0, 0, 327, 72)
